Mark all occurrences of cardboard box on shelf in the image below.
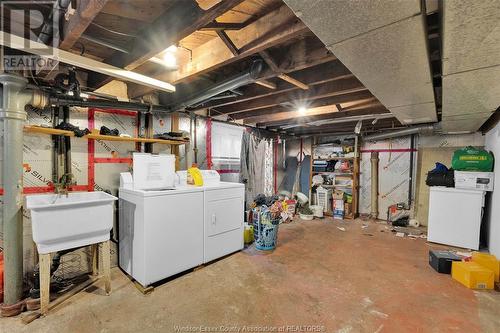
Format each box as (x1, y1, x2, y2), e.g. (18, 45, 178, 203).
(333, 199, 344, 220)
(333, 189, 345, 200)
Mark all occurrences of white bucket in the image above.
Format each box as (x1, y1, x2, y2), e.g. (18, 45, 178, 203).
(310, 205, 324, 218)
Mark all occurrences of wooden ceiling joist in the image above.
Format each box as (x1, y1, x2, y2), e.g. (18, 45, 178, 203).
(59, 0, 109, 50)
(212, 77, 367, 115)
(191, 60, 351, 111)
(201, 22, 246, 31)
(216, 30, 239, 56)
(128, 5, 309, 98)
(255, 79, 277, 89)
(234, 91, 376, 121)
(88, 0, 245, 89)
(259, 50, 309, 90)
(264, 106, 390, 130)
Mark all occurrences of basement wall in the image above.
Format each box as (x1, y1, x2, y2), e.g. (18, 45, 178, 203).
(485, 121, 500, 257)
(414, 133, 485, 226)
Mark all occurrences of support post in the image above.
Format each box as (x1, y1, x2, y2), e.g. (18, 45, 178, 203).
(370, 151, 379, 219)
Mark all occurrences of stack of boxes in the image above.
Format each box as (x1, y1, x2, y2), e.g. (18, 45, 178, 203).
(333, 190, 344, 220)
(430, 250, 499, 290)
(451, 252, 499, 290)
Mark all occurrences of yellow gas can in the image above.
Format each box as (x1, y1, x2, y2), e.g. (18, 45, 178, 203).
(472, 252, 499, 282)
(451, 261, 494, 290)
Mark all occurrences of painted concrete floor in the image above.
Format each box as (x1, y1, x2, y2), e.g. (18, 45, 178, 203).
(2, 218, 500, 332)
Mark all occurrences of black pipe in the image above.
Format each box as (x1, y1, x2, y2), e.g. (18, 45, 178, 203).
(63, 106, 72, 176)
(49, 96, 176, 114)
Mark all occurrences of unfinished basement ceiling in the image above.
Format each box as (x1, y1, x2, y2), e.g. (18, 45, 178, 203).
(441, 0, 500, 133)
(283, 0, 437, 126)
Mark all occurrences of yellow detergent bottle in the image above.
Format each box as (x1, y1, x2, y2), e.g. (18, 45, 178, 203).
(187, 163, 203, 186)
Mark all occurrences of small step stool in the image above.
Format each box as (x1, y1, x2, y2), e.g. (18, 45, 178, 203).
(38, 240, 111, 315)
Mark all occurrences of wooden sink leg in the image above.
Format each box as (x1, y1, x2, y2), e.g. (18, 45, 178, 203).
(39, 253, 51, 315)
(101, 240, 111, 295)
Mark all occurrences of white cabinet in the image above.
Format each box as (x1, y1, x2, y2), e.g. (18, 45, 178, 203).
(204, 185, 244, 263)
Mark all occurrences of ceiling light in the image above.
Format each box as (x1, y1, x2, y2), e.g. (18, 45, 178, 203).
(162, 52, 177, 68)
(165, 45, 177, 53)
(298, 106, 307, 115)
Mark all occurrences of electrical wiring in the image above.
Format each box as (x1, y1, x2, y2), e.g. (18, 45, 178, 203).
(90, 22, 138, 38)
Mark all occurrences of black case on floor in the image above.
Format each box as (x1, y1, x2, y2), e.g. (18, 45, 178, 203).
(429, 250, 461, 274)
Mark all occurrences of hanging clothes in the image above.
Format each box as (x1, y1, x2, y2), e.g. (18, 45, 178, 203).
(240, 131, 274, 208)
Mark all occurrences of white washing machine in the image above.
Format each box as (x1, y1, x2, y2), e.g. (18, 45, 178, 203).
(119, 186, 204, 287)
(118, 159, 244, 288)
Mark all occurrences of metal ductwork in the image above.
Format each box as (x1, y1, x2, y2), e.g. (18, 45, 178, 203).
(363, 124, 436, 142)
(441, 1, 500, 133)
(170, 60, 263, 112)
(1, 73, 48, 307)
(283, 0, 437, 126)
(38, 0, 72, 44)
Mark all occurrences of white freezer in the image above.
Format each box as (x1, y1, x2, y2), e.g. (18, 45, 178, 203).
(427, 187, 485, 250)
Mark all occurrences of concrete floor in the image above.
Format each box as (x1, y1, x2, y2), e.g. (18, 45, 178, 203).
(2, 218, 500, 332)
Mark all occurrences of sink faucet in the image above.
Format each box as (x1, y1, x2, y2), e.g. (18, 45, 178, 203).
(53, 173, 76, 198)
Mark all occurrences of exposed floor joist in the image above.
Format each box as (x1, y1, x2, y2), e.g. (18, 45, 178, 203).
(212, 77, 367, 115)
(188, 60, 349, 111)
(59, 0, 109, 50)
(88, 0, 245, 89)
(128, 5, 310, 97)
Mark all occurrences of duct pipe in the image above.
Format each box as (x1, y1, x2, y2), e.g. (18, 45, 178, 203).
(370, 152, 379, 219)
(50, 96, 175, 113)
(0, 73, 47, 308)
(363, 124, 435, 142)
(170, 60, 263, 111)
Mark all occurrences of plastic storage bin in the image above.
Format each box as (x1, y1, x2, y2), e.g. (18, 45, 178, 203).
(451, 261, 494, 290)
(472, 252, 499, 282)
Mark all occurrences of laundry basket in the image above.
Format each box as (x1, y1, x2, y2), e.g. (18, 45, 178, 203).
(252, 206, 280, 251)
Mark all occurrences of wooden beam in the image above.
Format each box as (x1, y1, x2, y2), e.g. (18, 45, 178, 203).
(182, 59, 348, 111)
(128, 5, 309, 97)
(59, 0, 108, 50)
(278, 73, 309, 90)
(216, 30, 239, 56)
(260, 50, 309, 89)
(255, 79, 277, 89)
(236, 92, 376, 122)
(201, 22, 246, 31)
(214, 77, 366, 115)
(263, 106, 389, 129)
(290, 117, 400, 135)
(259, 50, 280, 72)
(88, 0, 245, 88)
(0, 32, 175, 92)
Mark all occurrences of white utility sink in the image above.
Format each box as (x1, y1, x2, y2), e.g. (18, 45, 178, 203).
(26, 191, 117, 254)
